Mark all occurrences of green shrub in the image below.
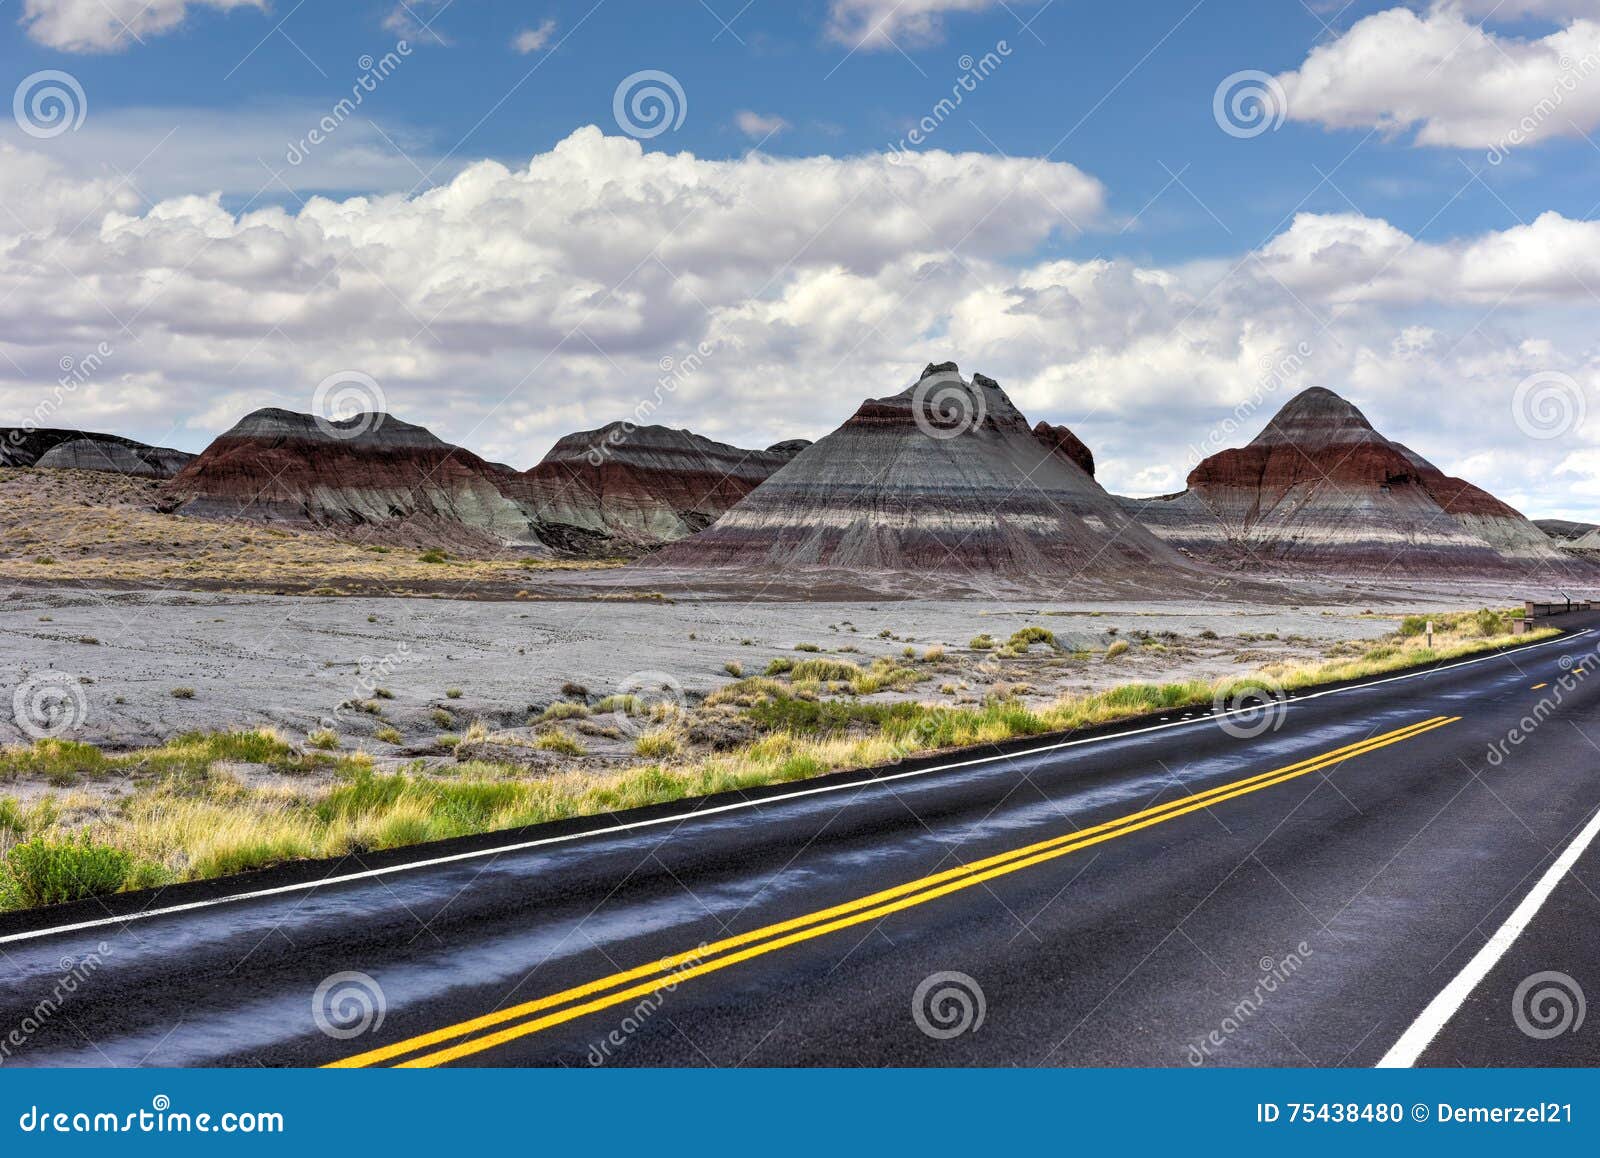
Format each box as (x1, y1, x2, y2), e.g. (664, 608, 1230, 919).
(0, 798, 24, 836)
(969, 634, 996, 651)
(171, 686, 196, 699)
(793, 642, 822, 653)
(539, 701, 589, 722)
(1105, 640, 1130, 659)
(535, 731, 586, 756)
(594, 694, 643, 715)
(445, 688, 462, 700)
(723, 661, 744, 678)
(373, 726, 403, 745)
(790, 658, 862, 682)
(634, 729, 681, 758)
(764, 658, 795, 676)
(418, 549, 449, 564)
(430, 708, 453, 728)
(3, 835, 133, 909)
(307, 728, 340, 750)
(1008, 626, 1056, 650)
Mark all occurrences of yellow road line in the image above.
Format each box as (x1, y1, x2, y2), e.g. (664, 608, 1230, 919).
(332, 715, 1459, 1068)
(1533, 683, 1549, 690)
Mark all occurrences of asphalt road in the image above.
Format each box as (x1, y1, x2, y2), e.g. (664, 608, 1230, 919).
(4, 620, 1599, 1068)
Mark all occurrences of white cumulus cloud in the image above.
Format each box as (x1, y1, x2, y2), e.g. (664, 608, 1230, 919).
(4, 127, 1600, 518)
(1276, 4, 1600, 149)
(19, 0, 265, 53)
(512, 19, 557, 54)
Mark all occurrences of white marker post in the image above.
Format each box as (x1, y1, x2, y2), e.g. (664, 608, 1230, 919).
(1426, 620, 1434, 649)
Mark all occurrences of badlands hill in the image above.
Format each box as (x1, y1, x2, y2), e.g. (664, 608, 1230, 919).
(162, 408, 805, 557)
(1128, 387, 1568, 575)
(1, 427, 193, 478)
(161, 408, 542, 552)
(1536, 519, 1600, 552)
(510, 423, 808, 555)
(644, 363, 1200, 585)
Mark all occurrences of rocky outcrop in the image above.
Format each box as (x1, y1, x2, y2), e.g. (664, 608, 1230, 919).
(162, 408, 546, 552)
(1536, 519, 1600, 552)
(1, 428, 192, 478)
(1128, 387, 1568, 574)
(1033, 421, 1095, 477)
(643, 363, 1199, 583)
(509, 423, 810, 556)
(1537, 519, 1593, 541)
(34, 437, 194, 479)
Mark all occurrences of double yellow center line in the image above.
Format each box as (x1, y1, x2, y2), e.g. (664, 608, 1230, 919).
(330, 714, 1459, 1068)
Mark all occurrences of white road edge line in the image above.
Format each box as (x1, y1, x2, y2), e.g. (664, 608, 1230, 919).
(2, 628, 1587, 946)
(1377, 800, 1600, 1068)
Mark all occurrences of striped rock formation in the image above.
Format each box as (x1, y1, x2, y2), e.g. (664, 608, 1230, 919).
(510, 423, 809, 556)
(1536, 520, 1600, 553)
(161, 409, 807, 557)
(644, 363, 1197, 583)
(1127, 387, 1567, 574)
(2, 428, 193, 478)
(161, 408, 546, 552)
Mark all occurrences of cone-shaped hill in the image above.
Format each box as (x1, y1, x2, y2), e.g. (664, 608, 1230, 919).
(1127, 387, 1568, 574)
(643, 363, 1201, 584)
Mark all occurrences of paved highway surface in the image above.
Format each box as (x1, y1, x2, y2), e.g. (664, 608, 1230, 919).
(3, 620, 1598, 1068)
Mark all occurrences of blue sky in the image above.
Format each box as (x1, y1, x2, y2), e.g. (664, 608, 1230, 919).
(3, 0, 1599, 518)
(7, 0, 1593, 256)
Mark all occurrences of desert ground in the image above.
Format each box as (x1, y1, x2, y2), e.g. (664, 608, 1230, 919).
(0, 581, 1549, 756)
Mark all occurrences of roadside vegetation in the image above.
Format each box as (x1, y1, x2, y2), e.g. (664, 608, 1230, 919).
(0, 609, 1556, 911)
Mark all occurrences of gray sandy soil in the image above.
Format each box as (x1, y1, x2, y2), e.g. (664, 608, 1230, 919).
(0, 584, 1529, 753)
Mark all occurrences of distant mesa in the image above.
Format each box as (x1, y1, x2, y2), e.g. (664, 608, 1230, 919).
(1126, 387, 1570, 575)
(2, 427, 193, 479)
(509, 422, 810, 556)
(1536, 519, 1600, 553)
(161, 407, 805, 557)
(643, 362, 1197, 584)
(162, 407, 547, 553)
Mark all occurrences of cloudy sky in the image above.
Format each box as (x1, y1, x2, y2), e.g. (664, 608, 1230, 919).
(2, 0, 1599, 518)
